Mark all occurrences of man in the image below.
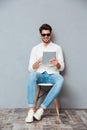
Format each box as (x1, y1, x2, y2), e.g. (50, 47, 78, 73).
(25, 24, 64, 123)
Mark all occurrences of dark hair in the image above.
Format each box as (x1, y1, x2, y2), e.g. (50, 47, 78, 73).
(39, 24, 52, 33)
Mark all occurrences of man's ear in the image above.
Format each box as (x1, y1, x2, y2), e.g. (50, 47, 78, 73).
(50, 32, 52, 37)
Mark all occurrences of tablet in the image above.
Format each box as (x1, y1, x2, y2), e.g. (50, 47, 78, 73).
(42, 52, 56, 64)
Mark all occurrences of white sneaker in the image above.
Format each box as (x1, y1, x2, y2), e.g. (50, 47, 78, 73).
(33, 108, 44, 120)
(25, 109, 34, 123)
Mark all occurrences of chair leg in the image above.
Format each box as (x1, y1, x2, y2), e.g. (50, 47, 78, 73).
(35, 86, 41, 108)
(54, 99, 59, 116)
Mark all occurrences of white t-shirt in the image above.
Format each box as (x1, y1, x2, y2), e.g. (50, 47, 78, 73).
(28, 42, 64, 74)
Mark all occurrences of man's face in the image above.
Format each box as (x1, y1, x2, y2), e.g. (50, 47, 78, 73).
(40, 30, 52, 44)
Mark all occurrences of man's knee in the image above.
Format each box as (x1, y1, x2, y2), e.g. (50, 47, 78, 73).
(55, 74, 64, 86)
(59, 75, 64, 84)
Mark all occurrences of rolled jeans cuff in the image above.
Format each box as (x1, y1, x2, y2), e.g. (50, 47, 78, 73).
(41, 104, 47, 109)
(28, 104, 35, 107)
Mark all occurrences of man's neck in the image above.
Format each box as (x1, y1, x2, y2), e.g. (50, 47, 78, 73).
(43, 41, 51, 47)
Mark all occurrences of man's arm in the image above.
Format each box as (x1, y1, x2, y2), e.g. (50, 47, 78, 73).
(56, 61, 61, 69)
(32, 57, 42, 70)
(28, 47, 42, 71)
(49, 46, 64, 71)
(57, 46, 64, 71)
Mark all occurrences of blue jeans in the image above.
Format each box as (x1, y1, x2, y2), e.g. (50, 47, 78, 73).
(27, 71, 64, 109)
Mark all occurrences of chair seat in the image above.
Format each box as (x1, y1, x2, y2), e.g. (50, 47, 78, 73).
(38, 83, 53, 86)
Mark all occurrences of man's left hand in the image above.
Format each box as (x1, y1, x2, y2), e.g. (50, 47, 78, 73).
(49, 58, 61, 69)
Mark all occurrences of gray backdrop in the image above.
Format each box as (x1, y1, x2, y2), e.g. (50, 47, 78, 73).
(0, 0, 87, 108)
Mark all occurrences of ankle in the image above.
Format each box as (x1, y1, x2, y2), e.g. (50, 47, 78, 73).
(39, 107, 44, 112)
(29, 107, 36, 112)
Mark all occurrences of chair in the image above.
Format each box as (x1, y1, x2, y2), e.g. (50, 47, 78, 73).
(35, 83, 59, 116)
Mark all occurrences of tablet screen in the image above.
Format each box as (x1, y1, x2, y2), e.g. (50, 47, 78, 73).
(42, 52, 56, 64)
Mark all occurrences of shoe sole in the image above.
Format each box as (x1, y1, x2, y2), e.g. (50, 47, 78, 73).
(25, 118, 34, 123)
(33, 115, 41, 121)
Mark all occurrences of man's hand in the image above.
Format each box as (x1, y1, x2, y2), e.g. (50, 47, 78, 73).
(37, 57, 43, 64)
(33, 57, 42, 69)
(49, 58, 61, 69)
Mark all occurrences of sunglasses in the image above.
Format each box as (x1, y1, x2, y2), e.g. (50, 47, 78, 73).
(41, 33, 51, 37)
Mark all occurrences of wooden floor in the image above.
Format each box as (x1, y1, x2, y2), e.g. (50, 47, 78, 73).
(0, 108, 87, 130)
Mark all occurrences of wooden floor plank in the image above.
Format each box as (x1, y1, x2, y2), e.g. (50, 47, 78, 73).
(0, 109, 87, 130)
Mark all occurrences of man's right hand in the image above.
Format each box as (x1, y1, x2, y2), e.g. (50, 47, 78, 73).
(32, 57, 43, 69)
